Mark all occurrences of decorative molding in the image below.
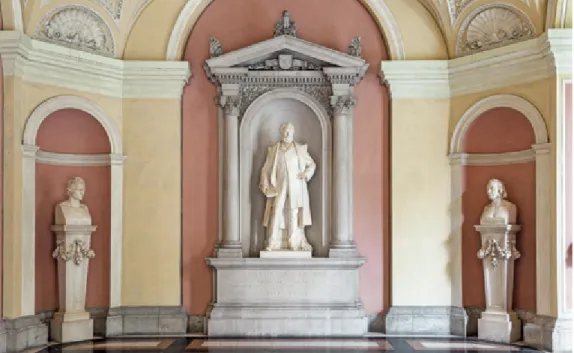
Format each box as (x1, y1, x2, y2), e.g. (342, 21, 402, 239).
(24, 95, 122, 154)
(273, 10, 297, 37)
(547, 28, 572, 75)
(449, 149, 535, 166)
(165, 0, 405, 60)
(91, 0, 123, 21)
(34, 5, 116, 57)
(381, 32, 565, 98)
(36, 151, 124, 166)
(52, 239, 96, 265)
(477, 239, 520, 267)
(456, 5, 535, 56)
(450, 94, 548, 153)
(0, 31, 191, 99)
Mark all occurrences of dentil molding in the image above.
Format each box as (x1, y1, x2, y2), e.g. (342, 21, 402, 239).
(381, 30, 571, 99)
(0, 31, 190, 99)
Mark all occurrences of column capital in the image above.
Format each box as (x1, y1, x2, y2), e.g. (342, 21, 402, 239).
(216, 95, 242, 116)
(330, 95, 356, 116)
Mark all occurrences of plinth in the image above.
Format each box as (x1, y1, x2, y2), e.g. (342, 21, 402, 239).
(50, 224, 97, 343)
(475, 224, 521, 343)
(206, 257, 368, 336)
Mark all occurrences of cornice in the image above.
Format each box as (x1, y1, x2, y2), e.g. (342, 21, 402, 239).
(448, 149, 535, 166)
(381, 31, 571, 99)
(0, 31, 191, 99)
(35, 150, 126, 166)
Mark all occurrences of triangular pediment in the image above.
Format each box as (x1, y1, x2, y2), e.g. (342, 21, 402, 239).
(205, 35, 366, 70)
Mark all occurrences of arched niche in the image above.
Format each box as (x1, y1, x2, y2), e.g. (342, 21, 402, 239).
(19, 95, 124, 316)
(239, 89, 332, 257)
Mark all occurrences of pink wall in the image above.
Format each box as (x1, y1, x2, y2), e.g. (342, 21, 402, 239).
(461, 108, 537, 311)
(181, 0, 390, 315)
(0, 17, 4, 316)
(35, 109, 111, 313)
(565, 82, 572, 311)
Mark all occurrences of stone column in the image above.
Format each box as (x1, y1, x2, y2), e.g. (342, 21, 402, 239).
(329, 94, 358, 257)
(215, 95, 242, 258)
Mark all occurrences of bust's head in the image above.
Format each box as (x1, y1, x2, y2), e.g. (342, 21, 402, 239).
(486, 178, 507, 201)
(67, 177, 86, 203)
(280, 122, 295, 143)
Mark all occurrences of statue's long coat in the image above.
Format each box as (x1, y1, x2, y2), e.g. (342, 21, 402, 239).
(260, 142, 315, 229)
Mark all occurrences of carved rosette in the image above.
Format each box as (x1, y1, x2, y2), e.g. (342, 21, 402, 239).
(52, 239, 95, 266)
(477, 238, 520, 267)
(35, 5, 115, 57)
(331, 95, 357, 115)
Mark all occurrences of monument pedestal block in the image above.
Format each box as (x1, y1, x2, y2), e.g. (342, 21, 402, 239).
(475, 224, 521, 343)
(51, 224, 97, 343)
(478, 312, 521, 343)
(206, 257, 368, 336)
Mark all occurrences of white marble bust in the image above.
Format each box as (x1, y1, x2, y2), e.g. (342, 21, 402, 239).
(259, 122, 316, 252)
(55, 176, 92, 226)
(480, 178, 517, 225)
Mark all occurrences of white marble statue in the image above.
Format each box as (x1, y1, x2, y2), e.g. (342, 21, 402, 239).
(259, 122, 316, 251)
(480, 178, 517, 225)
(55, 176, 92, 226)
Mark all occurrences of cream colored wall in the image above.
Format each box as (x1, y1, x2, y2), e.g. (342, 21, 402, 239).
(1, 78, 122, 317)
(121, 99, 181, 306)
(391, 98, 452, 305)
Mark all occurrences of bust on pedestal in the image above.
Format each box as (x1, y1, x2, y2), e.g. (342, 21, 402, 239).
(475, 178, 522, 343)
(259, 122, 315, 258)
(50, 177, 97, 343)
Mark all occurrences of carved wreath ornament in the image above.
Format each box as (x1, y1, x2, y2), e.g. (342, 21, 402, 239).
(52, 239, 95, 265)
(477, 239, 520, 267)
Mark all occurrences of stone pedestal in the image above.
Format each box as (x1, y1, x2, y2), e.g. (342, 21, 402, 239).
(50, 225, 97, 343)
(475, 224, 521, 343)
(206, 257, 367, 336)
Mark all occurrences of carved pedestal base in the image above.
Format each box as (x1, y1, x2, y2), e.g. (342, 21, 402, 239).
(206, 257, 367, 336)
(259, 250, 311, 258)
(474, 224, 521, 343)
(478, 312, 521, 343)
(50, 312, 93, 343)
(51, 225, 97, 343)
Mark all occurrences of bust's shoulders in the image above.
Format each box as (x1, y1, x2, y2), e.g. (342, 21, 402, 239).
(295, 142, 307, 150)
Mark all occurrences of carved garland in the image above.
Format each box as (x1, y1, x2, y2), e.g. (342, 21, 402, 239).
(52, 239, 96, 266)
(477, 238, 521, 267)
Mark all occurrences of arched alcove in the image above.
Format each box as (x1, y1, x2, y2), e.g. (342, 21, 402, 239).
(240, 90, 331, 257)
(34, 108, 112, 313)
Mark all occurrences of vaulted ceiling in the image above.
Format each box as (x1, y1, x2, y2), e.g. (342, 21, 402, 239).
(5, 0, 572, 59)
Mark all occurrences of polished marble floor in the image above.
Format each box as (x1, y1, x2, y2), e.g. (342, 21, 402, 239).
(24, 336, 543, 353)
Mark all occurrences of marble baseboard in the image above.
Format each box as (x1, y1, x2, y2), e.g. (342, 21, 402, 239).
(188, 315, 206, 334)
(368, 313, 386, 333)
(0, 315, 48, 353)
(385, 306, 467, 336)
(518, 311, 572, 353)
(106, 306, 188, 336)
(464, 306, 485, 336)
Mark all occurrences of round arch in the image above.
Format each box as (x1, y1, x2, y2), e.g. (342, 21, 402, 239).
(450, 94, 549, 153)
(165, 0, 405, 61)
(23, 95, 122, 154)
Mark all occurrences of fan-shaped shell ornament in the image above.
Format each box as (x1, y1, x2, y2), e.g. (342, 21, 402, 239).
(37, 6, 115, 57)
(458, 6, 534, 55)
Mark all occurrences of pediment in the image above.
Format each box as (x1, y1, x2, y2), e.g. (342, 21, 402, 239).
(205, 35, 367, 71)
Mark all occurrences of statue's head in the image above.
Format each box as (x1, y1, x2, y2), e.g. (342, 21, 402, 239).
(67, 176, 86, 202)
(486, 178, 507, 201)
(279, 122, 295, 143)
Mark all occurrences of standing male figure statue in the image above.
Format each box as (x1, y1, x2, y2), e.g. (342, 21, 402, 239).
(260, 122, 316, 252)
